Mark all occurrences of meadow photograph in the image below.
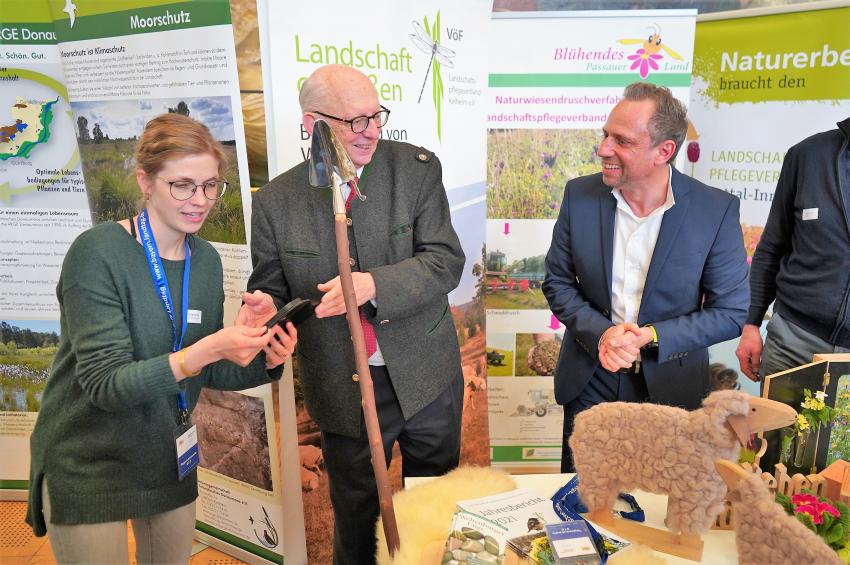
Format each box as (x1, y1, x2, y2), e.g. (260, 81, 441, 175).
(71, 97, 248, 244)
(0, 320, 59, 413)
(485, 219, 554, 310)
(486, 332, 515, 377)
(488, 128, 602, 219)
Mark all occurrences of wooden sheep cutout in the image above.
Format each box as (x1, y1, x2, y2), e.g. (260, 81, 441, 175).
(715, 459, 842, 565)
(569, 390, 797, 561)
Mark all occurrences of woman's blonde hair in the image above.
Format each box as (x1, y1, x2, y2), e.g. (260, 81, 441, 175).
(134, 113, 229, 178)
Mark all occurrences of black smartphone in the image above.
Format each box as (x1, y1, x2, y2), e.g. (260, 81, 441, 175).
(264, 298, 317, 329)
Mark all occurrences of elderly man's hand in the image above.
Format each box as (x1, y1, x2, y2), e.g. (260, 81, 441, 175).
(315, 272, 376, 318)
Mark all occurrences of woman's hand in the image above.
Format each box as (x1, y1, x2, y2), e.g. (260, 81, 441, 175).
(170, 325, 271, 381)
(236, 290, 278, 327)
(212, 325, 274, 367)
(264, 322, 297, 369)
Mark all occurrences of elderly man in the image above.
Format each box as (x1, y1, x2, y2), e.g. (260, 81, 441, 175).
(543, 82, 750, 472)
(248, 64, 465, 564)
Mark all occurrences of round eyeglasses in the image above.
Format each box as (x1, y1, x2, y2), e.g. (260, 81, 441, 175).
(160, 178, 228, 201)
(313, 105, 390, 134)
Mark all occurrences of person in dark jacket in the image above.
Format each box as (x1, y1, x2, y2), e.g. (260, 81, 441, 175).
(248, 65, 465, 565)
(736, 118, 850, 381)
(543, 83, 750, 473)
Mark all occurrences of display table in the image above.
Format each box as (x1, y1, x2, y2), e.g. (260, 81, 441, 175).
(406, 473, 738, 564)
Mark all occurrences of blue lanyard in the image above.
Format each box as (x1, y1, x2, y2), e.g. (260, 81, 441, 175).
(552, 476, 608, 563)
(137, 209, 192, 415)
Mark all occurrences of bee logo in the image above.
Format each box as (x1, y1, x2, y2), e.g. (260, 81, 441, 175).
(618, 24, 683, 79)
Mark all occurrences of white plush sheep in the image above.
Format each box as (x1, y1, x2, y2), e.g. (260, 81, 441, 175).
(569, 390, 796, 536)
(715, 460, 843, 565)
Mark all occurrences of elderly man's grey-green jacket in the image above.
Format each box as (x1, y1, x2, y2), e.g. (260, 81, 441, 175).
(248, 140, 465, 438)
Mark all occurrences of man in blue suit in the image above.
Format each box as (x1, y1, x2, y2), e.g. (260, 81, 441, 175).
(543, 83, 749, 472)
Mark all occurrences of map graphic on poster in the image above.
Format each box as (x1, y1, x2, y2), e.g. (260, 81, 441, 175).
(0, 66, 86, 210)
(0, 96, 57, 159)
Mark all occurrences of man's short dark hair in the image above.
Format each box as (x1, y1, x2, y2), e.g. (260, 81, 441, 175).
(623, 82, 687, 164)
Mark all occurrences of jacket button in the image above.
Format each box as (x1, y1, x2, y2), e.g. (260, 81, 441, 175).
(602, 309, 610, 317)
(349, 258, 356, 267)
(346, 217, 353, 226)
(379, 319, 390, 325)
(352, 373, 359, 382)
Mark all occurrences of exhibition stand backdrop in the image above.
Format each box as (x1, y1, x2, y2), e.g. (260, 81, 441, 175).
(1, 1, 849, 564)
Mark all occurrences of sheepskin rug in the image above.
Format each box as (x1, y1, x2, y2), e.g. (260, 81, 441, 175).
(375, 466, 517, 565)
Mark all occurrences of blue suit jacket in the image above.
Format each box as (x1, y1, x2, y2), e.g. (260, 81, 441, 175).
(542, 168, 749, 410)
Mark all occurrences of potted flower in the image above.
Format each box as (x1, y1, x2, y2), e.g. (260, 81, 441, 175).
(775, 490, 850, 562)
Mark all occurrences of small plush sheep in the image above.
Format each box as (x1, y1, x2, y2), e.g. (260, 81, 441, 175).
(569, 390, 796, 536)
(716, 460, 843, 565)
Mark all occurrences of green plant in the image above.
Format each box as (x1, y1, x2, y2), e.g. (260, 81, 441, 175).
(487, 129, 601, 219)
(827, 376, 850, 465)
(775, 491, 850, 550)
(780, 388, 835, 458)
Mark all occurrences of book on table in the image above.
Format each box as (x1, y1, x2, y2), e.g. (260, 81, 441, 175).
(443, 488, 561, 564)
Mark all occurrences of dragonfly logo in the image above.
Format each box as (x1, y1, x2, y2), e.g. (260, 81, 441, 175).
(409, 12, 455, 141)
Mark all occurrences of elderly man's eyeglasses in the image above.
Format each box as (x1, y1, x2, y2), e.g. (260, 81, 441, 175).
(313, 106, 391, 134)
(160, 178, 228, 201)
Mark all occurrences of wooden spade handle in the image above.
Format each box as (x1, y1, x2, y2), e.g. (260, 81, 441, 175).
(334, 213, 400, 555)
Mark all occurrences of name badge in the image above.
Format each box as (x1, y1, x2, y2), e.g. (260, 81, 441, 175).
(802, 208, 818, 221)
(175, 423, 199, 480)
(187, 309, 202, 324)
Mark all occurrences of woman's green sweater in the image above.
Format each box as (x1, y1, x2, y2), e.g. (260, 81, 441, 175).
(26, 222, 279, 536)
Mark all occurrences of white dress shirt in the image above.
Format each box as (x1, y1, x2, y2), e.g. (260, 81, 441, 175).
(610, 166, 675, 326)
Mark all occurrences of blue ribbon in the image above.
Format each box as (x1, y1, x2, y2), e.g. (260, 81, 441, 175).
(552, 476, 608, 564)
(551, 475, 645, 563)
(137, 209, 192, 418)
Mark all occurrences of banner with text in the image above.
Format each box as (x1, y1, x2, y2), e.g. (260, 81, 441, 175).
(260, 0, 490, 561)
(486, 10, 695, 471)
(690, 6, 850, 260)
(0, 0, 88, 497)
(1, 1, 305, 562)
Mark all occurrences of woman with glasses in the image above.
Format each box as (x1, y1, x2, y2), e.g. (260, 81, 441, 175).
(25, 113, 295, 564)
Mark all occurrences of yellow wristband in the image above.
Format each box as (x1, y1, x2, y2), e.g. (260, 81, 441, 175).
(179, 348, 201, 377)
(646, 324, 658, 344)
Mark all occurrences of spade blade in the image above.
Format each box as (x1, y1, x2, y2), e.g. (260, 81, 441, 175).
(308, 119, 335, 189)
